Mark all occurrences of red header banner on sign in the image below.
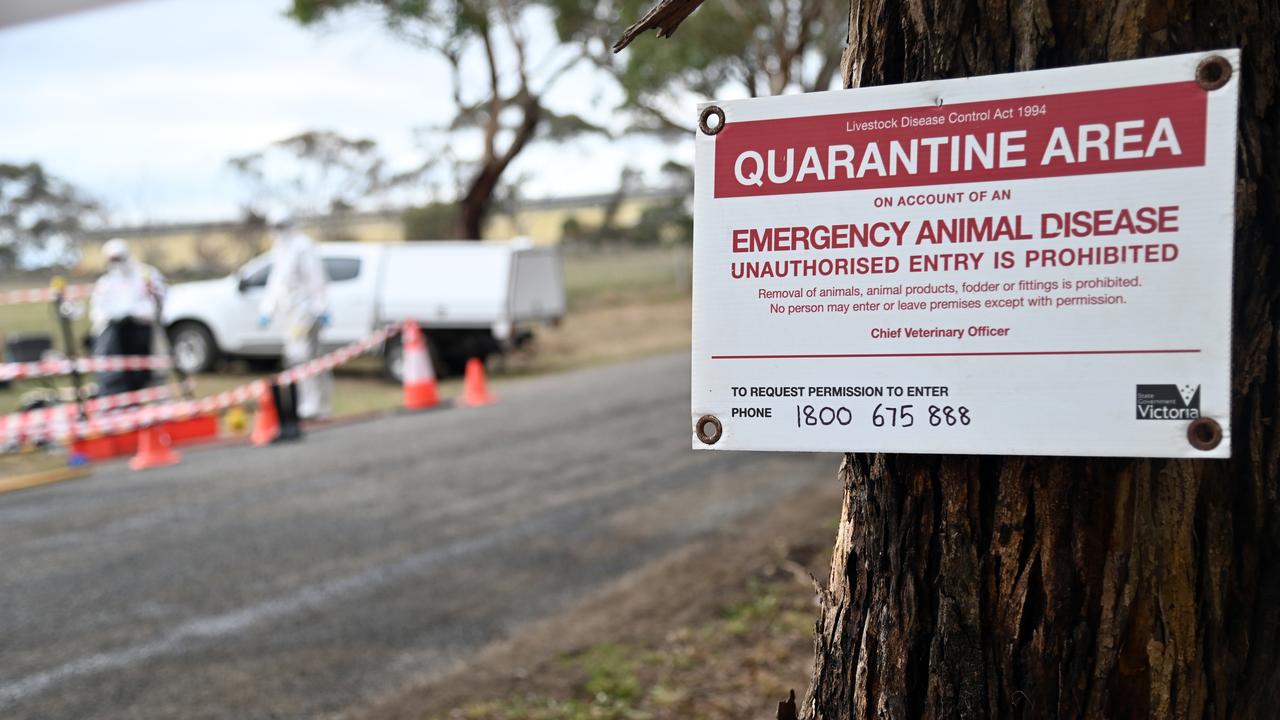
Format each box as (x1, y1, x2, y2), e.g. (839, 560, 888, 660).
(712, 81, 1207, 199)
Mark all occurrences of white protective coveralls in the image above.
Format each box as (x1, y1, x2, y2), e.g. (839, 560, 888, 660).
(259, 227, 332, 419)
(90, 241, 166, 336)
(90, 240, 167, 394)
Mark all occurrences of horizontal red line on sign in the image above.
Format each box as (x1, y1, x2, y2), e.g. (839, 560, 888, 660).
(711, 349, 1202, 359)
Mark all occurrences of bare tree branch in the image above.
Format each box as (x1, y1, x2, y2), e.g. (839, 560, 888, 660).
(478, 21, 502, 166)
(612, 0, 710, 52)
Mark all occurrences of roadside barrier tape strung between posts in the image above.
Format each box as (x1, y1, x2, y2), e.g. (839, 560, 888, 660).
(0, 284, 91, 306)
(273, 325, 398, 386)
(0, 384, 181, 447)
(3, 379, 268, 450)
(10, 323, 404, 448)
(71, 380, 268, 441)
(0, 355, 172, 382)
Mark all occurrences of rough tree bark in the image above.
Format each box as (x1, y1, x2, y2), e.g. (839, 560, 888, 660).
(802, 2, 1280, 718)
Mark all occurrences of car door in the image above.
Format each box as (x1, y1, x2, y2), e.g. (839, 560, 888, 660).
(227, 256, 282, 354)
(318, 248, 376, 348)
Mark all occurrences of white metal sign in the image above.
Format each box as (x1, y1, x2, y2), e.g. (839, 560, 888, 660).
(692, 51, 1238, 458)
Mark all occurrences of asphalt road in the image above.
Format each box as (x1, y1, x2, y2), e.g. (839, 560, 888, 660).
(0, 352, 834, 719)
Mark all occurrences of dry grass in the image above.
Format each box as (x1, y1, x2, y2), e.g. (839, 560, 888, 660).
(0, 451, 70, 480)
(0, 297, 89, 339)
(442, 578, 818, 720)
(562, 248, 691, 309)
(425, 537, 828, 720)
(503, 298, 689, 376)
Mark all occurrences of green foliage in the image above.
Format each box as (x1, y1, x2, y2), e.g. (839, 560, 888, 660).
(288, 0, 609, 239)
(717, 578, 813, 638)
(402, 201, 459, 239)
(576, 642, 642, 701)
(0, 162, 99, 271)
(227, 129, 403, 215)
(626, 197, 690, 245)
(564, 163, 690, 247)
(292, 0, 502, 55)
(539, 109, 613, 143)
(561, 215, 586, 241)
(549, 0, 844, 134)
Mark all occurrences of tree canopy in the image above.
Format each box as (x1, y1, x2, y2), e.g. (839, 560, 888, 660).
(289, 0, 609, 238)
(227, 130, 405, 216)
(556, 0, 843, 134)
(0, 162, 99, 271)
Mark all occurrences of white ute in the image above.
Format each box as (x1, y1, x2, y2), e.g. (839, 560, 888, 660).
(162, 241, 566, 378)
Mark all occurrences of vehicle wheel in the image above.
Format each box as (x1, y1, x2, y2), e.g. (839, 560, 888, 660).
(168, 321, 219, 374)
(441, 354, 470, 377)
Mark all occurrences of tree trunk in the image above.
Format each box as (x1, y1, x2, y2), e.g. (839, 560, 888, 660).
(805, 2, 1280, 718)
(454, 94, 542, 240)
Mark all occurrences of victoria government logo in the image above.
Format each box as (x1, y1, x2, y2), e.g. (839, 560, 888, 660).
(1136, 384, 1201, 420)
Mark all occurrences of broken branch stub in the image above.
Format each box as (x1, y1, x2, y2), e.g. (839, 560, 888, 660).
(612, 0, 710, 53)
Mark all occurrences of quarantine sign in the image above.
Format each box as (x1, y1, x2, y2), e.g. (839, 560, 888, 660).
(691, 50, 1238, 458)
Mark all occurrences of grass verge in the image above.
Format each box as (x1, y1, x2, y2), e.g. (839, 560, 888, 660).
(441, 572, 819, 720)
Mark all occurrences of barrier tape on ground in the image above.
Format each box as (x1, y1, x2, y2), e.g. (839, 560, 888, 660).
(0, 355, 172, 382)
(0, 385, 182, 446)
(0, 284, 91, 306)
(6, 323, 403, 449)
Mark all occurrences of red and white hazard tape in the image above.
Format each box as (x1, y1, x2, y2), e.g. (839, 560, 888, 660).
(0, 384, 180, 446)
(68, 380, 267, 441)
(0, 355, 171, 382)
(274, 325, 397, 385)
(13, 323, 403, 447)
(0, 284, 92, 306)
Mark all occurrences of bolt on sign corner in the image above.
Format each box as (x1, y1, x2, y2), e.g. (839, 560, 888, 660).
(691, 50, 1238, 458)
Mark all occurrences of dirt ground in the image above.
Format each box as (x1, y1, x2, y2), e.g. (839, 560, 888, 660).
(356, 474, 844, 720)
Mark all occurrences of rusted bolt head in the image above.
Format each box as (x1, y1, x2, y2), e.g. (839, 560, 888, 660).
(695, 414, 723, 445)
(1196, 55, 1232, 91)
(698, 105, 725, 136)
(1187, 417, 1223, 451)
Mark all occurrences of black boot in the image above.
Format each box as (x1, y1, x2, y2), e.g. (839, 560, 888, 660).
(272, 382, 303, 443)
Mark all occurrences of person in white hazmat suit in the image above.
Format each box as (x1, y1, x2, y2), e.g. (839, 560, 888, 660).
(258, 215, 333, 427)
(90, 238, 167, 395)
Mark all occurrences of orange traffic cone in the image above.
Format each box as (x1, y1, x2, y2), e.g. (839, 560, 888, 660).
(401, 320, 439, 410)
(129, 423, 181, 471)
(251, 383, 280, 447)
(457, 357, 495, 407)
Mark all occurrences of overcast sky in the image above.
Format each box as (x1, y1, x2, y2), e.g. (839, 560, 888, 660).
(0, 0, 686, 227)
